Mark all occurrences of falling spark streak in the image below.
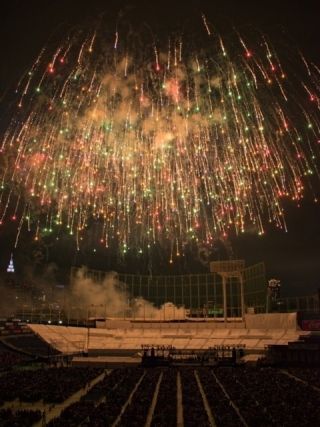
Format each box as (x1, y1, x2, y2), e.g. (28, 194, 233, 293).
(114, 31, 119, 50)
(202, 14, 211, 36)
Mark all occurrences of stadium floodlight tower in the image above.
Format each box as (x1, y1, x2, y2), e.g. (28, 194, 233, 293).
(210, 260, 246, 322)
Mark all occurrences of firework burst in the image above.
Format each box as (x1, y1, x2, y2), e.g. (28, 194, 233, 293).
(1, 22, 320, 259)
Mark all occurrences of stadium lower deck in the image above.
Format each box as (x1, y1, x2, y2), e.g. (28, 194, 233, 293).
(29, 313, 305, 355)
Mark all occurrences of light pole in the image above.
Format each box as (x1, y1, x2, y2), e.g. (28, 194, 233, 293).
(267, 279, 281, 313)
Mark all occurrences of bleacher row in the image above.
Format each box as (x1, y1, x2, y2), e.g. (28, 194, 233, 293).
(29, 323, 307, 353)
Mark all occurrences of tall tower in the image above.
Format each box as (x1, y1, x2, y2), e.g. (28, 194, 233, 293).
(6, 253, 15, 273)
(210, 260, 245, 321)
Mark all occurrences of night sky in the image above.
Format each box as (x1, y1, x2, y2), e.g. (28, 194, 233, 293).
(0, 0, 319, 295)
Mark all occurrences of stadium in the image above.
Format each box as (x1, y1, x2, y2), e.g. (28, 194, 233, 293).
(1, 258, 320, 426)
(1, 0, 320, 425)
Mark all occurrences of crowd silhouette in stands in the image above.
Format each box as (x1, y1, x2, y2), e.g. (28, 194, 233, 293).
(1, 340, 320, 426)
(0, 367, 103, 403)
(152, 368, 177, 427)
(0, 341, 28, 372)
(0, 408, 42, 427)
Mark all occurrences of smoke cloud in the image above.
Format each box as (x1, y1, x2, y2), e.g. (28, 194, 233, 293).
(72, 268, 186, 320)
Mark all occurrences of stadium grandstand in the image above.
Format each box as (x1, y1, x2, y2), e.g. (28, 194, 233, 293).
(1, 261, 320, 425)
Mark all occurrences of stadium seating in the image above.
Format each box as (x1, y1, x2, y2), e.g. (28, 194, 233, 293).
(0, 366, 320, 425)
(29, 318, 307, 353)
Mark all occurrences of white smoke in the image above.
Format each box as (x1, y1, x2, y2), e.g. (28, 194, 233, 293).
(72, 268, 185, 320)
(72, 269, 128, 318)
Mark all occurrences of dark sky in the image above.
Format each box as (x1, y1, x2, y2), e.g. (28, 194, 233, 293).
(1, 0, 320, 90)
(0, 0, 320, 295)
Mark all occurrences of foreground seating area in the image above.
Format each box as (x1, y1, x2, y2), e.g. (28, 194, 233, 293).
(180, 368, 210, 426)
(288, 367, 320, 389)
(82, 368, 144, 426)
(214, 366, 320, 426)
(119, 369, 160, 426)
(0, 341, 29, 372)
(47, 368, 143, 427)
(0, 409, 42, 427)
(1, 366, 320, 425)
(197, 368, 243, 426)
(151, 368, 177, 427)
(0, 367, 103, 403)
(47, 401, 95, 427)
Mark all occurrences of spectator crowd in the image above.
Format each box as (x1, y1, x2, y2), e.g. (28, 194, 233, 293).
(0, 365, 320, 426)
